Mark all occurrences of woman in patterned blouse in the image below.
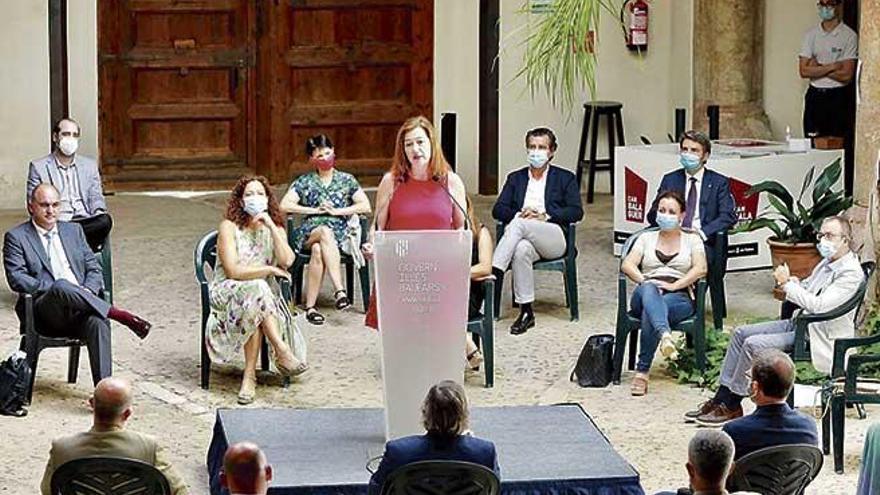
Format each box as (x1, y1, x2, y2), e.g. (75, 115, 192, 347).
(281, 135, 371, 325)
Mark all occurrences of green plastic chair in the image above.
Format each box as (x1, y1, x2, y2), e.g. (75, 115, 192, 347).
(494, 221, 579, 321)
(194, 230, 291, 390)
(467, 278, 495, 388)
(611, 227, 708, 384)
(50, 457, 171, 495)
(726, 444, 823, 495)
(380, 460, 500, 495)
(94, 235, 113, 305)
(286, 215, 371, 311)
(789, 260, 876, 473)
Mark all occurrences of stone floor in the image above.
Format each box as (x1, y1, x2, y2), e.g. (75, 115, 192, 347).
(0, 191, 869, 494)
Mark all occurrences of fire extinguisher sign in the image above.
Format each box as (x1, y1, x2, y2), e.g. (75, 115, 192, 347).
(529, 0, 554, 14)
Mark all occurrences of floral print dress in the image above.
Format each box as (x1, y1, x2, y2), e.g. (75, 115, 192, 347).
(289, 170, 361, 250)
(205, 224, 307, 366)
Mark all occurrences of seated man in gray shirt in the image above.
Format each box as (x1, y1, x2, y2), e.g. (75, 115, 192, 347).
(28, 118, 112, 252)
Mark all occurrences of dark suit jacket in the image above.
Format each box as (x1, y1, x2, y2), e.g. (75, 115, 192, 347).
(722, 403, 819, 460)
(646, 168, 736, 241)
(3, 221, 103, 326)
(492, 165, 584, 234)
(368, 434, 500, 495)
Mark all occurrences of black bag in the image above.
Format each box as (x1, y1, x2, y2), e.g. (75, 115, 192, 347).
(570, 334, 614, 387)
(0, 351, 31, 417)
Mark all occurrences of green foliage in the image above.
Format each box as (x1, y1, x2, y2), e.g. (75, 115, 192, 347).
(666, 329, 730, 391)
(733, 159, 852, 244)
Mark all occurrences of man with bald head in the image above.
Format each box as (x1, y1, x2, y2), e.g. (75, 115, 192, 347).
(722, 350, 818, 459)
(40, 378, 188, 494)
(221, 442, 274, 495)
(28, 118, 113, 251)
(4, 184, 152, 389)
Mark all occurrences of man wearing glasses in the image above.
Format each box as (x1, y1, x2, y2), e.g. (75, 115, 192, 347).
(799, 0, 858, 195)
(683, 216, 863, 426)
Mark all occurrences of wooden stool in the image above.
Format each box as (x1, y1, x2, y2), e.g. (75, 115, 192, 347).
(576, 101, 625, 204)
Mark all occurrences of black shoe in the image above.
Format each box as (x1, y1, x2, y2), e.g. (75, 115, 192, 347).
(510, 312, 535, 335)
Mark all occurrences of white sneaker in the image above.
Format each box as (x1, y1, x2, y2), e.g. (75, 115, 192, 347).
(659, 333, 678, 360)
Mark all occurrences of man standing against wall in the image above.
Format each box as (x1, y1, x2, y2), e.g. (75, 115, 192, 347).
(799, 0, 858, 195)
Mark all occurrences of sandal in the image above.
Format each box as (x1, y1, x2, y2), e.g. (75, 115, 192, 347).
(305, 307, 325, 325)
(630, 374, 649, 397)
(238, 373, 256, 405)
(275, 348, 310, 377)
(467, 349, 484, 371)
(334, 290, 352, 311)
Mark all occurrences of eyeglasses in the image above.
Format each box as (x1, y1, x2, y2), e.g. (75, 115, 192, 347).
(816, 232, 844, 241)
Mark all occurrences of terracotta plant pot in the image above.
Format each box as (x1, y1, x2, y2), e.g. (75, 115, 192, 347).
(767, 238, 823, 301)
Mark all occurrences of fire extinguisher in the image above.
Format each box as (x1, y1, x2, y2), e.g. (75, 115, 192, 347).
(621, 0, 649, 52)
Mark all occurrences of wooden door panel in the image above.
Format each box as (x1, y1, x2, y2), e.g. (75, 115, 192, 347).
(99, 0, 254, 190)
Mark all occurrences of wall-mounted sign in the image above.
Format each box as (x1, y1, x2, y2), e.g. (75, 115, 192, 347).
(530, 0, 554, 14)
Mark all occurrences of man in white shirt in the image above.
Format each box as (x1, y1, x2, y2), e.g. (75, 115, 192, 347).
(491, 128, 583, 335)
(799, 0, 858, 195)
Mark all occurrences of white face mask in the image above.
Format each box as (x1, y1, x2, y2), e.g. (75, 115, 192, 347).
(58, 136, 79, 156)
(243, 196, 268, 217)
(817, 237, 841, 259)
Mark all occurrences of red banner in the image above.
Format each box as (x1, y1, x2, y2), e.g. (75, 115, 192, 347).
(728, 176, 759, 225)
(625, 167, 647, 223)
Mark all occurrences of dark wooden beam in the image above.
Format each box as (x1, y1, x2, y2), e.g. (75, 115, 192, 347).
(48, 0, 69, 134)
(478, 0, 499, 195)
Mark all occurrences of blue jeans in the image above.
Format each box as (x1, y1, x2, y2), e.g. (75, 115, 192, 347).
(630, 282, 695, 372)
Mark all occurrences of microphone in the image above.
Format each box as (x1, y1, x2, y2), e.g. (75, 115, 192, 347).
(432, 175, 471, 231)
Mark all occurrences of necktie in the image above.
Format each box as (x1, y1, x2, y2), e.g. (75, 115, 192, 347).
(682, 177, 698, 228)
(44, 231, 67, 280)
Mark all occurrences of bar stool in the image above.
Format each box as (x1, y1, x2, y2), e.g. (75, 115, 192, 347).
(576, 101, 625, 204)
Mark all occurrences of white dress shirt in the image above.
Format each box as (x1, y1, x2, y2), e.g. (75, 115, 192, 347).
(685, 167, 705, 237)
(33, 222, 78, 284)
(54, 157, 88, 220)
(522, 169, 548, 214)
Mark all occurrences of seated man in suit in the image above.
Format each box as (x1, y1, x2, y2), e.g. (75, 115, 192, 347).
(647, 130, 736, 328)
(221, 442, 274, 495)
(28, 118, 112, 252)
(368, 381, 499, 495)
(685, 215, 863, 426)
(491, 127, 583, 335)
(722, 350, 818, 459)
(655, 430, 757, 495)
(4, 184, 151, 387)
(40, 377, 188, 494)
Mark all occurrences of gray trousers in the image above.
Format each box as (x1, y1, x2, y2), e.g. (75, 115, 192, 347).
(492, 217, 566, 304)
(719, 319, 795, 396)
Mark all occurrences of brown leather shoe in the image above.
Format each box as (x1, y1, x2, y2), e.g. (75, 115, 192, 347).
(695, 403, 743, 427)
(683, 400, 718, 423)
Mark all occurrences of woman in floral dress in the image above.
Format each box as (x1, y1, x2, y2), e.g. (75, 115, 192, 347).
(281, 134, 371, 325)
(207, 175, 308, 404)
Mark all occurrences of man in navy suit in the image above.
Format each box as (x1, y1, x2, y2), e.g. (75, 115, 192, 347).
(721, 350, 818, 459)
(491, 127, 584, 335)
(4, 184, 151, 386)
(368, 381, 499, 494)
(646, 130, 737, 328)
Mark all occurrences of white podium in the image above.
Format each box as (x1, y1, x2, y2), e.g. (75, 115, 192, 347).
(374, 230, 472, 440)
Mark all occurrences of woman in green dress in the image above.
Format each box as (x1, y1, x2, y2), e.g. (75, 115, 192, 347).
(207, 176, 308, 404)
(281, 135, 371, 325)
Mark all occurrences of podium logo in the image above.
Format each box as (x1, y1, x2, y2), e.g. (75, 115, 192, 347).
(395, 239, 409, 258)
(624, 167, 647, 223)
(728, 177, 759, 224)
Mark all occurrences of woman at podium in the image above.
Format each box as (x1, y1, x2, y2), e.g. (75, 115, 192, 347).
(363, 116, 467, 329)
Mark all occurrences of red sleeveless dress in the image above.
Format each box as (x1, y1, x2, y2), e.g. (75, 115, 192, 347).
(364, 177, 454, 329)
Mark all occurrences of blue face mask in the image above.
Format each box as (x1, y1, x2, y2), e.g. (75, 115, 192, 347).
(527, 149, 550, 169)
(817, 238, 840, 259)
(656, 213, 680, 231)
(679, 152, 702, 172)
(243, 196, 268, 217)
(818, 5, 836, 21)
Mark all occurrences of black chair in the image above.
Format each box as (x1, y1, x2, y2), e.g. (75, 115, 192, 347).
(612, 228, 709, 383)
(467, 278, 495, 388)
(789, 260, 875, 473)
(50, 457, 171, 495)
(494, 221, 579, 322)
(287, 215, 371, 311)
(19, 247, 113, 404)
(380, 460, 500, 495)
(726, 444, 823, 495)
(576, 101, 625, 203)
(194, 230, 291, 390)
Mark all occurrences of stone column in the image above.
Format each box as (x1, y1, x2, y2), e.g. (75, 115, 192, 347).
(693, 0, 772, 139)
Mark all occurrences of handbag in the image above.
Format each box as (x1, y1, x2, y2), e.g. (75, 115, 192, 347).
(570, 334, 614, 387)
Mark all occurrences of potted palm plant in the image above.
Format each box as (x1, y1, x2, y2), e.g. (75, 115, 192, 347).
(734, 158, 852, 295)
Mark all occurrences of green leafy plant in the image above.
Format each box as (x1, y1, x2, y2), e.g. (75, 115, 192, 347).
(666, 329, 730, 390)
(733, 158, 852, 244)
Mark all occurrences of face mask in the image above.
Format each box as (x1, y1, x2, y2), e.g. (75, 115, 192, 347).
(656, 213, 680, 231)
(58, 136, 79, 156)
(527, 149, 549, 168)
(243, 196, 268, 217)
(817, 237, 841, 259)
(312, 154, 335, 172)
(679, 152, 702, 172)
(818, 5, 836, 21)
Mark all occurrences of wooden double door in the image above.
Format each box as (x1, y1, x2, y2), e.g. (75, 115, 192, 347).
(99, 0, 433, 191)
